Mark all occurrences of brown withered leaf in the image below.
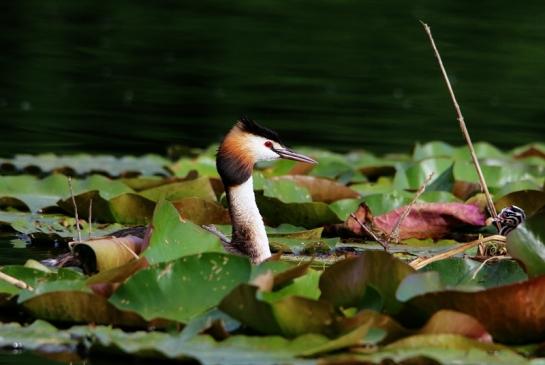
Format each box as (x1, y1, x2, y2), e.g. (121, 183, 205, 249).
(337, 309, 491, 345)
(73, 235, 146, 274)
(346, 202, 485, 240)
(172, 197, 230, 225)
(403, 274, 545, 344)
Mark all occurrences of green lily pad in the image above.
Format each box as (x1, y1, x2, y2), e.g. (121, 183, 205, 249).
(171, 155, 219, 178)
(507, 207, 545, 277)
(139, 176, 217, 202)
(0, 174, 133, 212)
(337, 334, 526, 364)
(319, 251, 414, 314)
(257, 194, 342, 228)
(393, 158, 452, 190)
(309, 152, 354, 179)
(260, 269, 322, 303)
(143, 200, 224, 264)
(421, 258, 527, 288)
(453, 142, 506, 160)
(272, 175, 360, 203)
(263, 179, 312, 203)
(413, 141, 455, 160)
(87, 326, 327, 365)
(109, 253, 251, 323)
(219, 284, 336, 338)
(329, 199, 361, 221)
(0, 320, 77, 353)
(7, 212, 126, 240)
(362, 191, 413, 216)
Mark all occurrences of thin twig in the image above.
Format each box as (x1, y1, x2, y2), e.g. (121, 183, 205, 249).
(389, 173, 434, 244)
(349, 213, 389, 251)
(201, 224, 231, 245)
(0, 271, 33, 291)
(68, 177, 82, 242)
(409, 234, 506, 270)
(113, 237, 140, 260)
(471, 255, 512, 280)
(88, 198, 93, 239)
(420, 21, 499, 226)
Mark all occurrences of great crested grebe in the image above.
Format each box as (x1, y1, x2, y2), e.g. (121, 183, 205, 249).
(216, 117, 317, 263)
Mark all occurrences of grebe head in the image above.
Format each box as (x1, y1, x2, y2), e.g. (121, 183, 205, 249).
(217, 117, 316, 187)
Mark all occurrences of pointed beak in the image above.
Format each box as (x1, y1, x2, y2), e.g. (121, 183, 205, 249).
(273, 147, 317, 164)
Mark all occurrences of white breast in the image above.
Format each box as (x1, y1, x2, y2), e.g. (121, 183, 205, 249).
(227, 176, 271, 263)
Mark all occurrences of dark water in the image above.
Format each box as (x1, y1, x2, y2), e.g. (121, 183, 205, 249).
(0, 1, 544, 157)
(0, 234, 56, 266)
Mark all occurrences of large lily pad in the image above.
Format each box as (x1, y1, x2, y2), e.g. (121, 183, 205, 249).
(109, 253, 251, 323)
(219, 284, 336, 338)
(257, 193, 341, 228)
(328, 334, 526, 365)
(143, 200, 224, 264)
(17, 278, 148, 326)
(399, 273, 545, 343)
(319, 251, 414, 314)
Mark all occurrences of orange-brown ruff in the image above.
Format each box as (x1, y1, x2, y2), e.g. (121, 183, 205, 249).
(216, 118, 316, 263)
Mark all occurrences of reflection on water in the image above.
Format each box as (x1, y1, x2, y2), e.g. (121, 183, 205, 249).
(0, 234, 56, 266)
(0, 1, 544, 156)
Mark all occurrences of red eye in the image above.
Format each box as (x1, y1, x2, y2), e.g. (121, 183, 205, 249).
(264, 141, 273, 148)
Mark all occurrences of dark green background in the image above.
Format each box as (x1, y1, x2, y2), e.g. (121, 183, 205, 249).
(1, 1, 544, 156)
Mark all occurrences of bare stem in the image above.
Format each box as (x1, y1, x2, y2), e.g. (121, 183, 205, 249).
(419, 21, 499, 225)
(409, 234, 505, 270)
(389, 173, 434, 244)
(88, 198, 93, 239)
(113, 237, 140, 260)
(471, 255, 511, 279)
(0, 271, 33, 291)
(201, 224, 231, 245)
(349, 213, 389, 251)
(68, 177, 82, 242)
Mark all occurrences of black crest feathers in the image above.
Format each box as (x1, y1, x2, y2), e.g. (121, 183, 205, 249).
(238, 116, 282, 144)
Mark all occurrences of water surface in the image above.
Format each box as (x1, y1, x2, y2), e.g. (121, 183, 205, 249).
(0, 1, 544, 156)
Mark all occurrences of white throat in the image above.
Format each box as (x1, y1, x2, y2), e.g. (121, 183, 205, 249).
(227, 176, 271, 263)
